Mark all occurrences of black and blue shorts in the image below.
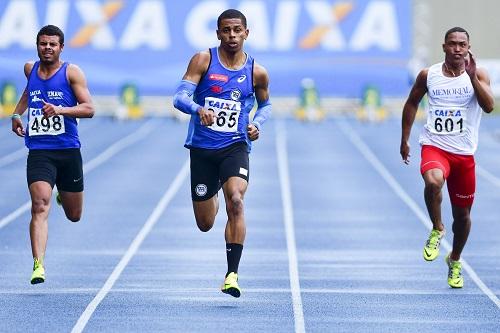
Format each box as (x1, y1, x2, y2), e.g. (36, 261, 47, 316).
(27, 148, 84, 192)
(189, 142, 249, 201)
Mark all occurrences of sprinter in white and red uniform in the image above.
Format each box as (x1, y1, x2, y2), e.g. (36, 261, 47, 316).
(401, 27, 494, 288)
(11, 25, 95, 285)
(173, 9, 271, 298)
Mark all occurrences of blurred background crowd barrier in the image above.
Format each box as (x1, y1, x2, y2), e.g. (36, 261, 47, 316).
(1, 0, 499, 120)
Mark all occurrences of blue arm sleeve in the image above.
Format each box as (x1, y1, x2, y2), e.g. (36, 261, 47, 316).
(251, 99, 272, 131)
(173, 80, 201, 115)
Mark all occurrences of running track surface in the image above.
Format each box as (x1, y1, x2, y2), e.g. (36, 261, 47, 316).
(0, 115, 499, 333)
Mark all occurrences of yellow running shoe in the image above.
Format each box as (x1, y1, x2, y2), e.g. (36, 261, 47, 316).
(423, 229, 445, 261)
(221, 272, 241, 298)
(30, 258, 45, 285)
(445, 253, 463, 288)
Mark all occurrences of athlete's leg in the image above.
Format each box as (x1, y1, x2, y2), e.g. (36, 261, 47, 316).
(56, 149, 84, 222)
(193, 195, 219, 232)
(447, 154, 475, 262)
(28, 181, 53, 261)
(223, 176, 248, 244)
(449, 205, 471, 261)
(58, 191, 83, 222)
(220, 176, 247, 297)
(422, 168, 445, 231)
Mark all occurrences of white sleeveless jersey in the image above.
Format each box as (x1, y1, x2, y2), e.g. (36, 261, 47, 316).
(419, 62, 482, 155)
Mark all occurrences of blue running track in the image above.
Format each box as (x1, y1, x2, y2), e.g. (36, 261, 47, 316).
(0, 115, 499, 332)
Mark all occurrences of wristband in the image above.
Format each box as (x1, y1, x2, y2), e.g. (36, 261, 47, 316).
(11, 114, 21, 120)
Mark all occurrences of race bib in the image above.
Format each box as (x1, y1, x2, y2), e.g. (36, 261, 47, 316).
(427, 107, 466, 135)
(28, 108, 65, 136)
(204, 97, 241, 133)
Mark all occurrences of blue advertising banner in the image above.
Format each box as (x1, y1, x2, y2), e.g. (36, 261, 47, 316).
(0, 0, 412, 97)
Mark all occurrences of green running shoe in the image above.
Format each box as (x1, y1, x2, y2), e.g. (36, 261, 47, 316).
(55, 192, 62, 206)
(221, 272, 241, 298)
(445, 254, 463, 288)
(30, 258, 45, 285)
(423, 229, 445, 261)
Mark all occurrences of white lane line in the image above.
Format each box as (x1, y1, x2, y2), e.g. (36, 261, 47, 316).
(276, 120, 306, 333)
(0, 119, 158, 230)
(0, 287, 484, 296)
(71, 159, 189, 333)
(0, 148, 26, 167)
(476, 164, 500, 188)
(337, 119, 500, 309)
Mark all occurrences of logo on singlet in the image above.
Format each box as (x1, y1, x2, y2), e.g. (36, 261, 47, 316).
(237, 75, 247, 83)
(231, 89, 241, 101)
(209, 74, 228, 82)
(195, 184, 207, 196)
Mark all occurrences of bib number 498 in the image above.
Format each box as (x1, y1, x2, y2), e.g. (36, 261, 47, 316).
(29, 115, 65, 136)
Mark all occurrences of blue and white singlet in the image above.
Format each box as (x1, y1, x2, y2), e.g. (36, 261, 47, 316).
(184, 47, 255, 150)
(25, 61, 80, 150)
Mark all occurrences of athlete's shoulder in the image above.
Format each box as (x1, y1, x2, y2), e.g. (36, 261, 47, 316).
(476, 67, 491, 82)
(183, 50, 211, 82)
(253, 61, 269, 86)
(66, 63, 87, 84)
(23, 61, 36, 78)
(415, 68, 429, 85)
(190, 50, 211, 70)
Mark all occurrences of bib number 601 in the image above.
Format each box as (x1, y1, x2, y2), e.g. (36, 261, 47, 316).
(434, 117, 463, 133)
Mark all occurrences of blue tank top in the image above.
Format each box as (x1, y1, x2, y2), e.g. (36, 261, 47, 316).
(25, 61, 80, 149)
(185, 47, 255, 150)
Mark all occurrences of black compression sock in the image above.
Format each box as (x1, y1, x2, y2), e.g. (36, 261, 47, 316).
(226, 243, 243, 276)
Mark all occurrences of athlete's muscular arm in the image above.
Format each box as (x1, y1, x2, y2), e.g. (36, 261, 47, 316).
(248, 63, 271, 141)
(466, 51, 494, 113)
(42, 64, 94, 118)
(11, 62, 34, 137)
(179, 51, 214, 126)
(401, 69, 428, 164)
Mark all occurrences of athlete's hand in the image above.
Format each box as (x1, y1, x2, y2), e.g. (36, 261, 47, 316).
(42, 100, 61, 117)
(11, 117, 25, 137)
(198, 107, 215, 126)
(247, 124, 259, 141)
(400, 141, 411, 165)
(465, 50, 477, 79)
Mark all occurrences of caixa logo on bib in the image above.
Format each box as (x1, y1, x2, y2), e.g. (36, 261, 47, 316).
(195, 184, 207, 196)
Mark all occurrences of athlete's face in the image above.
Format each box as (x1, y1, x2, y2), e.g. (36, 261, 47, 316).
(37, 35, 63, 65)
(442, 32, 469, 66)
(217, 18, 248, 53)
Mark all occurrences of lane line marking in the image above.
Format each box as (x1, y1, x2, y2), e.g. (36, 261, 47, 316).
(0, 119, 158, 230)
(476, 164, 500, 188)
(276, 120, 306, 333)
(0, 148, 26, 167)
(337, 119, 500, 309)
(71, 159, 189, 333)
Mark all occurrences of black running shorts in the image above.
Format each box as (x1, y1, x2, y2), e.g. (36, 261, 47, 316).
(27, 148, 84, 192)
(189, 142, 249, 201)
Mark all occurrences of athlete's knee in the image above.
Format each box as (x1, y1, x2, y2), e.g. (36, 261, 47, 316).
(196, 217, 214, 232)
(66, 214, 81, 223)
(425, 181, 442, 196)
(65, 208, 82, 222)
(227, 194, 244, 216)
(31, 198, 50, 217)
(452, 210, 471, 228)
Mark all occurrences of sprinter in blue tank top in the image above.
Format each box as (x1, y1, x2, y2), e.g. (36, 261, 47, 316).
(11, 25, 95, 285)
(174, 9, 272, 298)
